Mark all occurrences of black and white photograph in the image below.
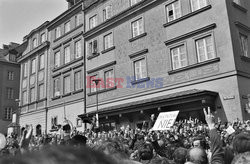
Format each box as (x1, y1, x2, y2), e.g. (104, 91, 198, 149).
(0, 0, 250, 163)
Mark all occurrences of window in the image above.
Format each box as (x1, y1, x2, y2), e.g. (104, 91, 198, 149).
(63, 76, 71, 94)
(8, 71, 14, 80)
(31, 58, 36, 74)
(89, 40, 98, 55)
(130, 0, 142, 6)
(196, 35, 215, 62)
(233, 0, 245, 6)
(7, 88, 14, 99)
(23, 91, 28, 104)
(4, 108, 12, 120)
(39, 54, 45, 70)
(74, 71, 82, 91)
(240, 34, 249, 57)
(89, 15, 97, 29)
(51, 116, 58, 129)
(131, 18, 144, 38)
(166, 1, 181, 22)
(55, 26, 61, 39)
(75, 40, 82, 58)
(30, 87, 36, 102)
(38, 84, 45, 100)
(32, 38, 37, 48)
(9, 54, 16, 62)
(54, 78, 60, 97)
(64, 46, 71, 64)
(23, 62, 28, 78)
(171, 45, 188, 70)
(104, 69, 114, 88)
(103, 5, 112, 21)
(104, 33, 113, 50)
(90, 76, 97, 93)
(41, 33, 46, 43)
(75, 14, 81, 27)
(64, 21, 71, 33)
(190, 0, 208, 12)
(134, 58, 147, 80)
(54, 51, 60, 68)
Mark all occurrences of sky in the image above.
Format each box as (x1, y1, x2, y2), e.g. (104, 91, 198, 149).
(0, 0, 68, 47)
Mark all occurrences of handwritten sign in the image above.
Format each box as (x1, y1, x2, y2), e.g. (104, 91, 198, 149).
(226, 126, 235, 135)
(152, 111, 179, 131)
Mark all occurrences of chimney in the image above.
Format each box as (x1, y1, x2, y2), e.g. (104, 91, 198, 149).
(66, 0, 74, 8)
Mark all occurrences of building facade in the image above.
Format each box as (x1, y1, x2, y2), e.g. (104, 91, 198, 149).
(79, 0, 250, 130)
(0, 43, 22, 134)
(18, 22, 50, 135)
(46, 0, 85, 133)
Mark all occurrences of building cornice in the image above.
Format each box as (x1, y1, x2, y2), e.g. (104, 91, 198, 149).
(17, 41, 50, 62)
(83, 0, 164, 39)
(87, 61, 116, 74)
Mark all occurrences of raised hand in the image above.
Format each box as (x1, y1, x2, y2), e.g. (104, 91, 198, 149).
(203, 107, 215, 130)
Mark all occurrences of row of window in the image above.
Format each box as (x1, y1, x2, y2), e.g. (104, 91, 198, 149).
(55, 13, 81, 39)
(23, 54, 45, 78)
(32, 33, 46, 50)
(6, 88, 14, 99)
(54, 39, 82, 68)
(7, 71, 14, 80)
(22, 83, 45, 104)
(53, 70, 82, 97)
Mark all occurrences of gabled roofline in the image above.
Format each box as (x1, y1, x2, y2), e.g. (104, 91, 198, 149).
(24, 21, 50, 40)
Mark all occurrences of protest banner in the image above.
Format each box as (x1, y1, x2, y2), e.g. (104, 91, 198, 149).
(152, 111, 179, 131)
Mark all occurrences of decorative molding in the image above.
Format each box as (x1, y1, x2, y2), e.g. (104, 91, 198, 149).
(129, 33, 147, 42)
(235, 21, 250, 32)
(101, 46, 115, 54)
(129, 49, 148, 58)
(87, 61, 116, 74)
(164, 23, 216, 45)
(54, 24, 83, 43)
(73, 31, 83, 39)
(62, 67, 72, 74)
(62, 38, 72, 45)
(72, 62, 84, 70)
(168, 57, 220, 75)
(52, 72, 61, 78)
(37, 98, 47, 103)
(53, 43, 62, 50)
(62, 93, 72, 98)
(163, 5, 212, 28)
(232, 2, 247, 13)
(51, 96, 61, 101)
(72, 89, 84, 95)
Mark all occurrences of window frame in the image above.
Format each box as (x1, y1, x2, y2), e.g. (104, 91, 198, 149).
(64, 21, 71, 34)
(7, 87, 14, 99)
(132, 56, 148, 81)
(74, 70, 82, 91)
(23, 62, 28, 78)
(7, 71, 14, 80)
(169, 43, 188, 70)
(4, 107, 12, 120)
(103, 5, 112, 21)
(38, 83, 45, 100)
(22, 90, 28, 105)
(55, 26, 61, 39)
(74, 39, 82, 59)
(239, 33, 249, 57)
(31, 58, 36, 75)
(103, 32, 114, 50)
(75, 14, 81, 27)
(53, 77, 61, 97)
(131, 17, 144, 38)
(88, 39, 98, 55)
(166, 0, 182, 22)
(30, 87, 36, 103)
(193, 32, 216, 63)
(89, 15, 97, 29)
(104, 68, 115, 89)
(89, 75, 98, 93)
(54, 51, 61, 68)
(63, 75, 71, 95)
(130, 0, 142, 6)
(190, 0, 209, 12)
(64, 45, 71, 64)
(41, 33, 46, 43)
(39, 54, 45, 70)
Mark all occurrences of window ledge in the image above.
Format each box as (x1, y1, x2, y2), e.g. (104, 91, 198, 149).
(163, 5, 212, 28)
(62, 93, 72, 98)
(51, 96, 61, 100)
(29, 101, 37, 105)
(168, 57, 220, 75)
(131, 77, 150, 85)
(37, 98, 47, 103)
(52, 56, 83, 72)
(72, 89, 84, 94)
(232, 2, 247, 13)
(101, 46, 115, 54)
(241, 56, 250, 62)
(87, 86, 117, 96)
(87, 53, 100, 60)
(129, 32, 147, 42)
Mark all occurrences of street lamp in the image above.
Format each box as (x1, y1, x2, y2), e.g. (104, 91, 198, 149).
(92, 79, 101, 128)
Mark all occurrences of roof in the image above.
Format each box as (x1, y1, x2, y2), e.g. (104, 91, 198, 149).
(79, 89, 218, 117)
(24, 21, 50, 40)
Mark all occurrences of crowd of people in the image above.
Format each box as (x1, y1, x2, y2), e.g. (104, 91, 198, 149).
(1, 108, 250, 164)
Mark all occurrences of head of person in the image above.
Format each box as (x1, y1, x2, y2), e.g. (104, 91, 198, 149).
(173, 147, 188, 164)
(186, 147, 208, 164)
(69, 135, 87, 147)
(138, 142, 153, 161)
(149, 157, 170, 164)
(233, 132, 250, 154)
(0, 146, 117, 164)
(192, 135, 206, 149)
(231, 151, 250, 164)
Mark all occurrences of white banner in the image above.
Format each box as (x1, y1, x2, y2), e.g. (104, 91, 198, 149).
(152, 111, 179, 131)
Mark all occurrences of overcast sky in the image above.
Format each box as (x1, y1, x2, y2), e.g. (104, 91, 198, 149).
(0, 0, 67, 47)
